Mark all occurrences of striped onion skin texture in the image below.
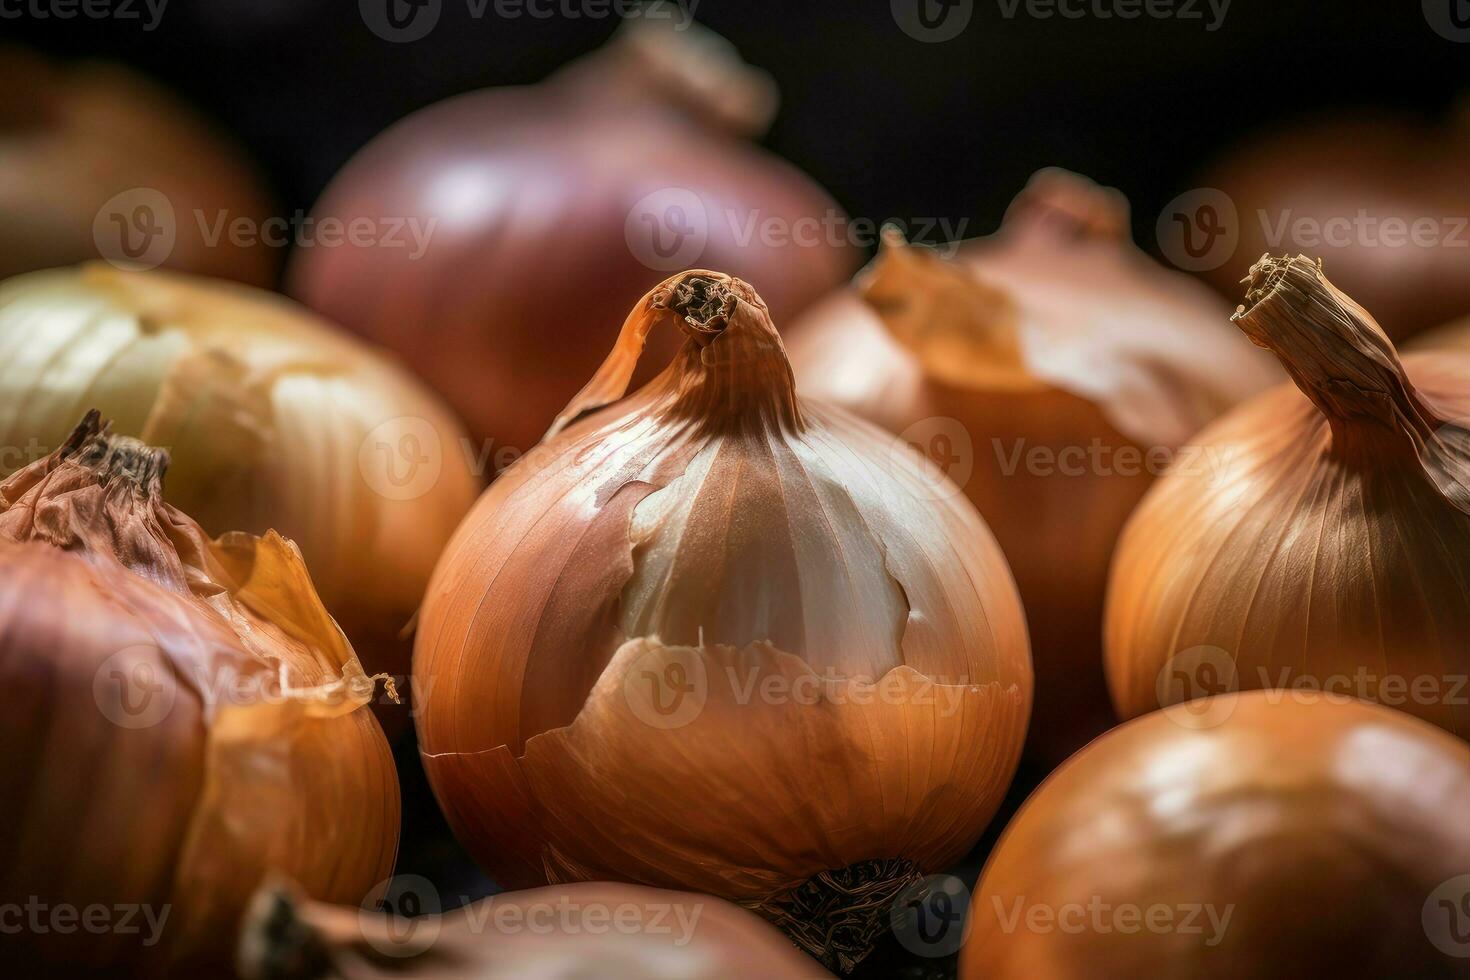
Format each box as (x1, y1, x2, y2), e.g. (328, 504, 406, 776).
(1106, 255, 1470, 741)
(415, 272, 1032, 968)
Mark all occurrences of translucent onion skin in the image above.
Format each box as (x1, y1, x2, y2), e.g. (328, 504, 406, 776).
(240, 881, 829, 980)
(0, 415, 399, 975)
(415, 271, 1032, 972)
(288, 20, 857, 457)
(0, 46, 276, 286)
(1106, 255, 1470, 741)
(0, 265, 480, 704)
(962, 693, 1470, 980)
(788, 170, 1281, 768)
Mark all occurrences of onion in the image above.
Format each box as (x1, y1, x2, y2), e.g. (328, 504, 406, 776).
(1106, 254, 1470, 740)
(1199, 107, 1470, 340)
(289, 17, 857, 458)
(0, 265, 480, 710)
(0, 46, 276, 286)
(962, 693, 1470, 979)
(415, 270, 1032, 972)
(239, 880, 828, 979)
(1410, 314, 1470, 356)
(0, 413, 399, 974)
(787, 169, 1281, 767)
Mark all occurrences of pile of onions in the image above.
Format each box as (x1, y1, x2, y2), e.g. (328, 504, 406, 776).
(788, 169, 1281, 767)
(0, 265, 480, 711)
(414, 270, 1032, 972)
(289, 17, 857, 457)
(0, 46, 276, 286)
(1106, 254, 1470, 741)
(239, 881, 827, 979)
(1199, 107, 1470, 340)
(1, 413, 399, 974)
(963, 693, 1470, 979)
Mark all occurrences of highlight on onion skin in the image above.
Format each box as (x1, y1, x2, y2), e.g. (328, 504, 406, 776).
(1409, 314, 1470, 356)
(0, 265, 481, 719)
(787, 169, 1282, 768)
(414, 270, 1032, 972)
(1105, 254, 1470, 741)
(238, 880, 830, 980)
(961, 693, 1470, 980)
(0, 413, 399, 975)
(1198, 109, 1470, 341)
(288, 17, 857, 458)
(0, 45, 276, 287)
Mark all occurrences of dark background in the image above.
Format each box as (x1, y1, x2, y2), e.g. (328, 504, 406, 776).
(10, 0, 1466, 256)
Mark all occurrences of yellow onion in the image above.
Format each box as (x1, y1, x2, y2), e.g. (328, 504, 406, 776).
(0, 265, 480, 712)
(1106, 254, 1470, 740)
(788, 169, 1281, 767)
(0, 413, 399, 975)
(1410, 314, 1470, 356)
(962, 693, 1470, 979)
(415, 270, 1032, 972)
(238, 880, 827, 979)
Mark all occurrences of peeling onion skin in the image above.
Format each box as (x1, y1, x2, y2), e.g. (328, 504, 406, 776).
(787, 170, 1281, 769)
(415, 271, 1032, 971)
(962, 693, 1470, 980)
(1106, 255, 1470, 741)
(0, 46, 276, 286)
(288, 19, 857, 458)
(238, 881, 829, 980)
(0, 414, 399, 975)
(0, 265, 480, 716)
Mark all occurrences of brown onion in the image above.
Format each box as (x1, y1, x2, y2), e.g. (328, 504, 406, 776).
(415, 270, 1031, 972)
(0, 45, 276, 286)
(1411, 314, 1470, 356)
(0, 413, 399, 975)
(962, 693, 1470, 979)
(1198, 107, 1470, 340)
(788, 169, 1281, 767)
(239, 880, 827, 979)
(289, 18, 857, 457)
(1106, 255, 1470, 740)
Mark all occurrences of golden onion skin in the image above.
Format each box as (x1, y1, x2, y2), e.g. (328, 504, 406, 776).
(962, 694, 1470, 980)
(415, 272, 1032, 971)
(0, 265, 479, 704)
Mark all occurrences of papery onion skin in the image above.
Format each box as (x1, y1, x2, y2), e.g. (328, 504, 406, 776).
(1106, 254, 1470, 741)
(0, 415, 399, 975)
(788, 170, 1281, 768)
(239, 881, 829, 980)
(961, 693, 1470, 980)
(0, 46, 276, 286)
(415, 271, 1031, 972)
(288, 19, 857, 458)
(0, 265, 480, 707)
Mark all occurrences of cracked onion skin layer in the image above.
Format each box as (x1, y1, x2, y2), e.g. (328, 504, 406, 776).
(414, 271, 1032, 971)
(1105, 255, 1470, 740)
(962, 693, 1470, 980)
